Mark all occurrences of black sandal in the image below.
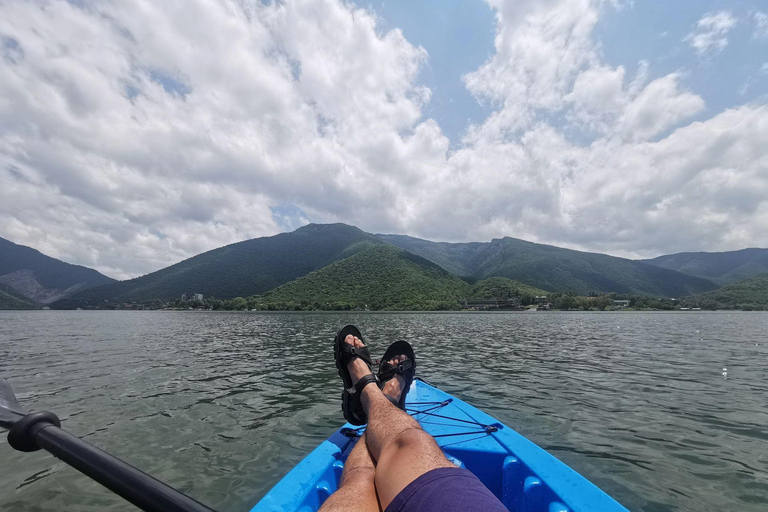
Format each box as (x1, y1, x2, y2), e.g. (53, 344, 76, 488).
(334, 325, 378, 425)
(377, 340, 415, 410)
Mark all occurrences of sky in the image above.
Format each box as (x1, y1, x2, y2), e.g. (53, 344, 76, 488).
(0, 0, 767, 279)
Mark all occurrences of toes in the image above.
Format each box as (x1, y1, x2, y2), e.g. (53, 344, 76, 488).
(390, 355, 406, 365)
(344, 334, 365, 348)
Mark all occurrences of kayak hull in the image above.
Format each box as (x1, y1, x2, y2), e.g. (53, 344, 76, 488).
(250, 379, 628, 512)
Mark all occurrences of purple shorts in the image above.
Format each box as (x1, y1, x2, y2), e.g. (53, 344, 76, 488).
(385, 467, 509, 512)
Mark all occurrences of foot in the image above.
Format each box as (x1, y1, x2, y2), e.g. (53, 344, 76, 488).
(381, 355, 407, 403)
(344, 334, 374, 385)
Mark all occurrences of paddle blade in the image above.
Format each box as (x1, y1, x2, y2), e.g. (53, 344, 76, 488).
(0, 378, 28, 429)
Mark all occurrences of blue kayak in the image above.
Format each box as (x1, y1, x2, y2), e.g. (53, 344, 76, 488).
(251, 379, 628, 512)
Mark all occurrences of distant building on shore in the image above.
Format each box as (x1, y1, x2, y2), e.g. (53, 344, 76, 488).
(613, 300, 630, 308)
(182, 293, 203, 302)
(534, 296, 549, 304)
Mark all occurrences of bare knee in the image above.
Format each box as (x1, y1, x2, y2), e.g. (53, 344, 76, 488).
(391, 427, 443, 457)
(340, 466, 375, 487)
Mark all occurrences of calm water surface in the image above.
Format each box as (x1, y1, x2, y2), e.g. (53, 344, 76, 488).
(0, 311, 767, 511)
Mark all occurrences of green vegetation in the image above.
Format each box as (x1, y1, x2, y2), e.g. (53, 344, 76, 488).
(0, 283, 39, 309)
(681, 273, 768, 310)
(374, 234, 484, 276)
(7, 223, 756, 312)
(468, 277, 547, 305)
(642, 248, 768, 286)
(252, 245, 471, 310)
(53, 224, 385, 308)
(544, 293, 679, 311)
(379, 234, 718, 297)
(0, 236, 114, 304)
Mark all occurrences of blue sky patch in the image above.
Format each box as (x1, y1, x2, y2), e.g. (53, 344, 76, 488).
(271, 204, 310, 232)
(367, 0, 496, 145)
(1, 36, 23, 64)
(149, 70, 192, 97)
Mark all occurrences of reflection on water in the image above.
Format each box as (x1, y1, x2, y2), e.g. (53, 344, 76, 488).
(1, 311, 767, 511)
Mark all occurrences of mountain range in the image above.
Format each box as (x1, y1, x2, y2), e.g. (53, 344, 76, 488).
(52, 224, 383, 308)
(641, 248, 768, 286)
(0, 282, 39, 309)
(682, 273, 768, 310)
(378, 234, 717, 297)
(0, 225, 766, 310)
(0, 236, 114, 305)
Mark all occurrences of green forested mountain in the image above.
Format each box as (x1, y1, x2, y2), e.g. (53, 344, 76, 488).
(255, 245, 471, 310)
(682, 273, 768, 310)
(53, 224, 384, 308)
(468, 277, 547, 300)
(0, 237, 114, 305)
(0, 282, 39, 309)
(642, 248, 768, 285)
(374, 235, 486, 276)
(377, 234, 717, 297)
(45, 223, 741, 310)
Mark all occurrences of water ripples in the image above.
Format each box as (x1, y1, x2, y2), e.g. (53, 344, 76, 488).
(0, 310, 767, 511)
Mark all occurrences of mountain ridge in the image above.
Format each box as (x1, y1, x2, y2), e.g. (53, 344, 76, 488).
(642, 248, 768, 285)
(19, 223, 763, 309)
(377, 233, 717, 297)
(0, 237, 115, 304)
(52, 223, 385, 307)
(0, 282, 39, 309)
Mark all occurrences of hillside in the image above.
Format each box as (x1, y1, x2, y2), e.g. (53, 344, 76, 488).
(53, 224, 385, 308)
(0, 237, 115, 304)
(255, 245, 471, 310)
(0, 282, 39, 309)
(682, 273, 768, 310)
(642, 248, 768, 285)
(468, 277, 547, 301)
(374, 235, 486, 276)
(377, 234, 717, 297)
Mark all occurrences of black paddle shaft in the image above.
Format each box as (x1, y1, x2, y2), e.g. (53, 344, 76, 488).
(13, 418, 217, 512)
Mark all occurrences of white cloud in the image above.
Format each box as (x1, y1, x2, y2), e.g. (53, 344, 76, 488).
(685, 11, 737, 57)
(0, 0, 767, 279)
(566, 64, 704, 139)
(463, 0, 600, 137)
(755, 12, 768, 38)
(616, 74, 704, 140)
(0, 0, 434, 278)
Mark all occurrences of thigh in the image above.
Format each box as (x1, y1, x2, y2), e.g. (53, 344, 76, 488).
(373, 428, 454, 510)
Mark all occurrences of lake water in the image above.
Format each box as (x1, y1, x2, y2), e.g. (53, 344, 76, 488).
(0, 311, 767, 511)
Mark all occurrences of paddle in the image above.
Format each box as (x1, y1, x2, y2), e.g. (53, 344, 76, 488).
(0, 378, 217, 512)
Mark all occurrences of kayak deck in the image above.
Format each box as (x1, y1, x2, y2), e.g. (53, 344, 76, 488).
(251, 379, 628, 512)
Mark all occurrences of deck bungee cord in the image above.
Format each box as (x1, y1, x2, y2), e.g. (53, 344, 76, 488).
(341, 398, 499, 440)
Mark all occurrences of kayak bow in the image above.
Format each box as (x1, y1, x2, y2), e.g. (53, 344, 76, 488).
(251, 378, 628, 512)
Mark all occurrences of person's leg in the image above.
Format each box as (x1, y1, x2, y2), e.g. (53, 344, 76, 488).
(318, 433, 380, 512)
(343, 335, 453, 510)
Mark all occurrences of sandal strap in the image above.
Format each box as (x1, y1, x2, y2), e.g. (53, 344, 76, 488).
(379, 359, 414, 381)
(348, 374, 378, 396)
(339, 343, 373, 367)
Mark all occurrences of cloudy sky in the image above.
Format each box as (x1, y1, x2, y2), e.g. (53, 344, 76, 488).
(1, 0, 767, 279)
